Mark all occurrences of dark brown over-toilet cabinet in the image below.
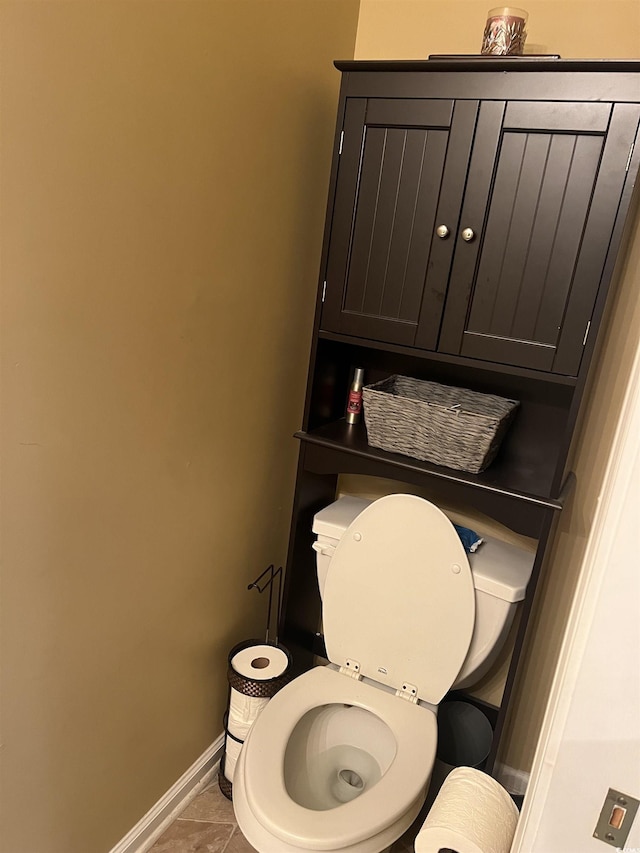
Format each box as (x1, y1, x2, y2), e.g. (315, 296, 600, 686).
(322, 74, 639, 375)
(280, 59, 640, 775)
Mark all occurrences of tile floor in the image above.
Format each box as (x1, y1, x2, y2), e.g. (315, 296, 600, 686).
(149, 779, 254, 853)
(149, 774, 426, 852)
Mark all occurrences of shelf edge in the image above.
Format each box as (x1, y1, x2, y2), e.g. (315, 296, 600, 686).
(296, 429, 568, 512)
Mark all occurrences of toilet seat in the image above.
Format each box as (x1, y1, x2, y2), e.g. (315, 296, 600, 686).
(324, 494, 476, 703)
(241, 666, 437, 851)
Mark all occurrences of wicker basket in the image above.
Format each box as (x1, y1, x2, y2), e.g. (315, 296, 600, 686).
(362, 375, 519, 474)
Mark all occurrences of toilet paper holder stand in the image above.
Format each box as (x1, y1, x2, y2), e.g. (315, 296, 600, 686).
(218, 564, 290, 801)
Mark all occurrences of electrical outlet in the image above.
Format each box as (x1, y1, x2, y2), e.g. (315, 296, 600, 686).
(593, 789, 639, 848)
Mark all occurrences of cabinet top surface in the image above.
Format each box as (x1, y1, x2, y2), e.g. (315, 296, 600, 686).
(335, 58, 640, 73)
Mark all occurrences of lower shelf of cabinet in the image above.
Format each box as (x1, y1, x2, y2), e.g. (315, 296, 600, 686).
(296, 419, 570, 511)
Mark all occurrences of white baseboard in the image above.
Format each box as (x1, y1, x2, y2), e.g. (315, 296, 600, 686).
(494, 761, 530, 797)
(109, 733, 225, 853)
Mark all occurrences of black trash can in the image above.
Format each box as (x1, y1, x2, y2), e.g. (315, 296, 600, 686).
(425, 701, 494, 807)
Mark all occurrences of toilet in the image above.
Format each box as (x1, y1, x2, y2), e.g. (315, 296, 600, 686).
(233, 494, 534, 853)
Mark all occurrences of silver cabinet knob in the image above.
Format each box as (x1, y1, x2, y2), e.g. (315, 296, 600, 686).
(461, 227, 476, 242)
(436, 225, 450, 239)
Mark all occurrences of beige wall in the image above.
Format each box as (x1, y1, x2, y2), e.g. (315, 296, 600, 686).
(355, 0, 640, 59)
(0, 2, 359, 851)
(354, 0, 640, 774)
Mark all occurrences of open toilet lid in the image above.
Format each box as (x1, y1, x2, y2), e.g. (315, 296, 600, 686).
(323, 494, 475, 705)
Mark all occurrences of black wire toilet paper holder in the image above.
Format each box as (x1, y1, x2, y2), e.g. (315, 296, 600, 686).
(246, 563, 284, 645)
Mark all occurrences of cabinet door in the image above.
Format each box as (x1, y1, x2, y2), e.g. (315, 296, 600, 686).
(439, 101, 640, 374)
(321, 98, 477, 348)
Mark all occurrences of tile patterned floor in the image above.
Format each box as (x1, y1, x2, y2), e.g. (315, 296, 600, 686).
(149, 775, 426, 852)
(149, 781, 255, 853)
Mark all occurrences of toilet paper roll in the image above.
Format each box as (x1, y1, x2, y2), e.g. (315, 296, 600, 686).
(223, 733, 243, 783)
(230, 644, 290, 684)
(227, 687, 269, 741)
(414, 767, 519, 853)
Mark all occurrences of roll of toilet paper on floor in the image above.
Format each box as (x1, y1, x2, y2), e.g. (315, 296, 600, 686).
(227, 687, 270, 741)
(414, 767, 519, 853)
(223, 734, 243, 784)
(230, 643, 290, 688)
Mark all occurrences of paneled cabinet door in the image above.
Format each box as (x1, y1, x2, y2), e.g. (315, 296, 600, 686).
(438, 101, 640, 375)
(321, 97, 478, 348)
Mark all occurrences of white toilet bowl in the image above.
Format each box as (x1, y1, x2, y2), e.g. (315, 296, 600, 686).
(233, 494, 516, 853)
(233, 666, 436, 853)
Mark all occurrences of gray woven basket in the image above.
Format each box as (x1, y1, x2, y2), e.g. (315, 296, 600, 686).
(362, 375, 519, 474)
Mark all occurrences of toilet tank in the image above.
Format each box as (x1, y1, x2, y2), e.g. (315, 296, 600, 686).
(312, 496, 536, 690)
(312, 496, 372, 594)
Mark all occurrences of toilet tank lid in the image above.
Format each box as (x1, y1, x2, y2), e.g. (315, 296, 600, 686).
(312, 495, 372, 540)
(469, 536, 535, 603)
